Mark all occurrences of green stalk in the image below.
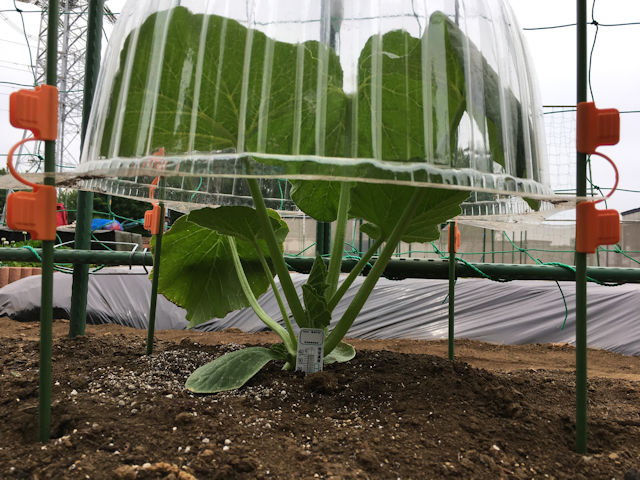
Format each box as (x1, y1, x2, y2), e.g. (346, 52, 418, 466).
(228, 237, 295, 355)
(253, 241, 297, 350)
(325, 188, 425, 354)
(328, 236, 384, 311)
(146, 203, 164, 355)
(326, 182, 351, 297)
(247, 178, 306, 326)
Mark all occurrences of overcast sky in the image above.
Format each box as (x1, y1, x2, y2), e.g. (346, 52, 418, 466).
(1, 0, 639, 212)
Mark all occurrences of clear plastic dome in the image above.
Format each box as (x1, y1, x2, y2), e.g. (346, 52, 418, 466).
(77, 0, 551, 215)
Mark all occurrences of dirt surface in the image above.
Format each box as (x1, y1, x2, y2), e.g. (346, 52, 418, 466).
(1, 317, 640, 480)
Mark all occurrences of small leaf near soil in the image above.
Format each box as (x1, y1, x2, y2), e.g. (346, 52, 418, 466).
(324, 341, 356, 365)
(185, 347, 284, 393)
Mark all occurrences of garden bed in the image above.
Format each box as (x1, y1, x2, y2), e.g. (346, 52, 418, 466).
(1, 317, 639, 479)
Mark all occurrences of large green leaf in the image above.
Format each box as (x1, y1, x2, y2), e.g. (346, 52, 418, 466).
(430, 11, 532, 177)
(187, 206, 289, 254)
(102, 6, 347, 158)
(352, 184, 469, 243)
(156, 215, 276, 327)
(185, 347, 284, 393)
(289, 180, 345, 222)
(346, 16, 472, 242)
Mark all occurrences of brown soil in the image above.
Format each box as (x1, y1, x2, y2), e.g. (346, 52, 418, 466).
(1, 316, 639, 480)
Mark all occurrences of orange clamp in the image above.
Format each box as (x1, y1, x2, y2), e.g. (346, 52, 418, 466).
(6, 185, 57, 241)
(576, 102, 619, 154)
(448, 221, 460, 253)
(144, 204, 163, 235)
(575, 202, 620, 254)
(144, 148, 165, 235)
(9, 85, 58, 141)
(6, 84, 58, 241)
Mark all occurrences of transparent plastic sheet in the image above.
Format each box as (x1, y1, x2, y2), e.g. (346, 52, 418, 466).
(3, 272, 639, 356)
(67, 0, 559, 221)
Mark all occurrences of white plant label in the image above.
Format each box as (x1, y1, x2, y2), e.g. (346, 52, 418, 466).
(295, 328, 324, 374)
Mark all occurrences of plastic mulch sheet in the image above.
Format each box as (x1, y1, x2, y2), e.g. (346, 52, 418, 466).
(1, 268, 638, 356)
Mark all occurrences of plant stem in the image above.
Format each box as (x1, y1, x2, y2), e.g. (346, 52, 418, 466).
(253, 241, 297, 350)
(228, 237, 295, 355)
(324, 188, 425, 354)
(328, 236, 384, 311)
(326, 182, 351, 298)
(247, 178, 306, 327)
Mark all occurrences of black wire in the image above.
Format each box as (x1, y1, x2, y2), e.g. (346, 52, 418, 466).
(597, 21, 640, 27)
(523, 20, 640, 31)
(523, 23, 577, 31)
(588, 0, 599, 103)
(12, 0, 38, 85)
(0, 80, 36, 87)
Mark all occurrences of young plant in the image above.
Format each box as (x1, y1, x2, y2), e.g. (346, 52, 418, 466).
(104, 8, 529, 392)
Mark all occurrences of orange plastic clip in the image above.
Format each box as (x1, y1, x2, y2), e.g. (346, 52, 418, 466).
(575, 202, 620, 254)
(6, 186, 57, 241)
(576, 102, 619, 154)
(9, 85, 58, 141)
(144, 149, 165, 235)
(144, 205, 163, 236)
(575, 102, 621, 253)
(6, 85, 59, 241)
(448, 221, 460, 253)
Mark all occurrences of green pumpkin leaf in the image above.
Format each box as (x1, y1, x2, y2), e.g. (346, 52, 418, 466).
(350, 184, 469, 243)
(289, 180, 345, 222)
(155, 215, 276, 327)
(431, 11, 532, 176)
(187, 206, 288, 253)
(301, 256, 331, 329)
(324, 341, 356, 365)
(102, 6, 347, 159)
(185, 347, 281, 393)
(523, 197, 541, 211)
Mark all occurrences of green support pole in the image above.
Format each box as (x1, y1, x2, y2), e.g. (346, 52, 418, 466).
(448, 222, 456, 360)
(0, 248, 152, 265)
(69, 0, 104, 338)
(146, 203, 164, 355)
(316, 221, 331, 256)
(38, 0, 59, 443)
(283, 256, 640, 284)
(575, 0, 588, 454)
(491, 232, 495, 263)
(520, 231, 524, 264)
(481, 228, 486, 262)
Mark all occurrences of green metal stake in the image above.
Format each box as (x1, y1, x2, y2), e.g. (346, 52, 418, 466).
(69, 0, 104, 338)
(448, 222, 456, 360)
(491, 231, 495, 263)
(146, 203, 164, 355)
(38, 0, 59, 443)
(519, 231, 524, 264)
(316, 221, 331, 257)
(575, 0, 588, 454)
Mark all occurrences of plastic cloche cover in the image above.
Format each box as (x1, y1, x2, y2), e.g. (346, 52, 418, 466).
(77, 0, 552, 215)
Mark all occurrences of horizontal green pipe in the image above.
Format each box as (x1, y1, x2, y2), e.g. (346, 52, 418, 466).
(0, 249, 153, 266)
(1, 248, 639, 284)
(286, 256, 640, 284)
